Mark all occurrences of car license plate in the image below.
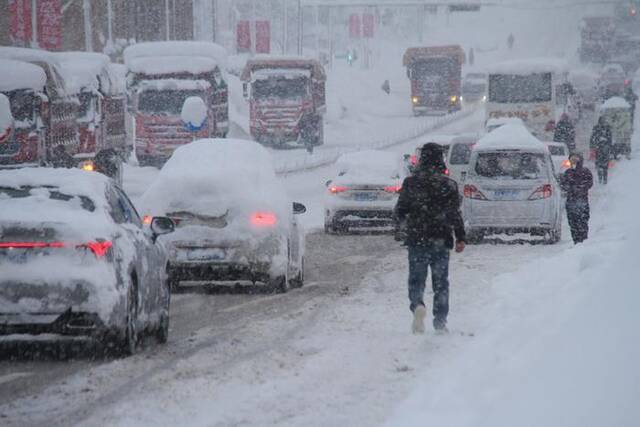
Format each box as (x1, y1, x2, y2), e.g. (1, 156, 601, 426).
(354, 192, 378, 201)
(493, 189, 519, 200)
(186, 248, 226, 261)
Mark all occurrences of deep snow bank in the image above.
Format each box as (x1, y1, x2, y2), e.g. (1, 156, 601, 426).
(387, 156, 640, 426)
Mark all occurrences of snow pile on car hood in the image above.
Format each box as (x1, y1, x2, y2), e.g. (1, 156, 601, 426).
(475, 123, 546, 152)
(600, 96, 630, 110)
(333, 150, 403, 186)
(141, 139, 290, 236)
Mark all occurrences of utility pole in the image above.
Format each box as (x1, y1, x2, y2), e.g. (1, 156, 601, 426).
(297, 0, 302, 55)
(283, 0, 288, 54)
(30, 0, 38, 48)
(165, 0, 171, 40)
(83, 0, 93, 51)
(107, 0, 113, 47)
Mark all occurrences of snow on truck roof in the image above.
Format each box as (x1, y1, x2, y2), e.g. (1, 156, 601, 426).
(55, 52, 112, 94)
(124, 41, 227, 69)
(137, 79, 211, 92)
(403, 45, 465, 66)
(475, 123, 546, 152)
(601, 97, 631, 110)
(0, 59, 47, 92)
(126, 56, 221, 76)
(485, 58, 569, 75)
(241, 58, 325, 82)
(0, 46, 60, 66)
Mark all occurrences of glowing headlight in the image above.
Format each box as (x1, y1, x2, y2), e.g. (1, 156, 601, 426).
(80, 160, 96, 172)
(450, 95, 458, 103)
(482, 95, 487, 102)
(412, 96, 420, 104)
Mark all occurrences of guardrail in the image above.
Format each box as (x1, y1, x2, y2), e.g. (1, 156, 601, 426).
(274, 106, 478, 176)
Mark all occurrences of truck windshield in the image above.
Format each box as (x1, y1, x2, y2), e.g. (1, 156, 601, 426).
(138, 90, 206, 115)
(488, 73, 552, 103)
(475, 152, 546, 180)
(253, 77, 308, 100)
(412, 57, 456, 79)
(6, 90, 36, 123)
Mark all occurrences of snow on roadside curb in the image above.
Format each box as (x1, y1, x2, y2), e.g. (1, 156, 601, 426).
(387, 153, 640, 427)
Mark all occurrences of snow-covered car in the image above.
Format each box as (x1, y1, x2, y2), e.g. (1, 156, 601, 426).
(461, 72, 487, 103)
(462, 123, 562, 243)
(485, 117, 525, 133)
(141, 139, 306, 293)
(446, 135, 478, 184)
(324, 150, 405, 233)
(0, 168, 174, 355)
(543, 141, 571, 177)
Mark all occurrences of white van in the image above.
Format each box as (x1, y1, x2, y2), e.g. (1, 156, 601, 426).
(462, 123, 562, 244)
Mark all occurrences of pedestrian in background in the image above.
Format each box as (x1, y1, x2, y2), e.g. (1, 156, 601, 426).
(394, 143, 466, 334)
(590, 116, 613, 184)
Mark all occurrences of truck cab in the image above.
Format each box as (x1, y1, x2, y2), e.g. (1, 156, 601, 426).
(241, 57, 326, 148)
(403, 45, 465, 116)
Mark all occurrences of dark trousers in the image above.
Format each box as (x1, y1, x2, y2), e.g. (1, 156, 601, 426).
(597, 165, 608, 184)
(408, 242, 450, 327)
(566, 201, 590, 243)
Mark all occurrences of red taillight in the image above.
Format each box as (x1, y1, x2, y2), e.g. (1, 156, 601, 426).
(463, 184, 487, 200)
(329, 185, 348, 194)
(384, 185, 402, 193)
(444, 168, 450, 176)
(529, 184, 553, 200)
(143, 215, 152, 225)
(561, 159, 571, 169)
(410, 154, 418, 166)
(0, 242, 65, 249)
(79, 241, 113, 258)
(251, 212, 277, 227)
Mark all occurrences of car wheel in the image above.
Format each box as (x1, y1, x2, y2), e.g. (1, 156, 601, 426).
(120, 278, 139, 356)
(271, 275, 290, 293)
(156, 279, 170, 344)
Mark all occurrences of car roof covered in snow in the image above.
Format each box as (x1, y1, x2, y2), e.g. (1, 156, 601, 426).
(403, 45, 465, 66)
(475, 123, 546, 153)
(241, 57, 326, 82)
(0, 58, 47, 92)
(485, 58, 569, 75)
(141, 139, 289, 222)
(334, 150, 403, 185)
(601, 96, 630, 110)
(126, 56, 222, 76)
(0, 46, 60, 66)
(124, 41, 227, 69)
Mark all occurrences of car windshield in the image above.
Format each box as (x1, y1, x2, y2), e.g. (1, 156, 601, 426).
(450, 143, 474, 165)
(0, 186, 96, 212)
(475, 152, 547, 180)
(489, 72, 552, 103)
(138, 90, 206, 115)
(547, 145, 566, 156)
(253, 77, 309, 100)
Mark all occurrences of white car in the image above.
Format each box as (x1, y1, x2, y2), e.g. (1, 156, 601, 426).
(462, 123, 562, 244)
(543, 141, 571, 177)
(0, 168, 174, 355)
(141, 139, 306, 293)
(325, 150, 405, 233)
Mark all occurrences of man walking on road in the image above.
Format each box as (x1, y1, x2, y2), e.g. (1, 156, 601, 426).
(394, 143, 466, 334)
(590, 116, 613, 184)
(554, 113, 576, 153)
(560, 153, 593, 244)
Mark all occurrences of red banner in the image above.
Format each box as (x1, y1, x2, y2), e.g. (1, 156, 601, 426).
(236, 20, 251, 52)
(255, 20, 270, 54)
(363, 13, 374, 38)
(37, 0, 62, 50)
(349, 14, 361, 39)
(9, 0, 32, 46)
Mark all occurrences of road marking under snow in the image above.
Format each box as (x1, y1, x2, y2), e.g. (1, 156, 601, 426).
(0, 372, 32, 386)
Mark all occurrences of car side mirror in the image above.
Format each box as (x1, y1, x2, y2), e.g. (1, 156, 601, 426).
(293, 202, 307, 215)
(325, 180, 332, 187)
(150, 216, 175, 242)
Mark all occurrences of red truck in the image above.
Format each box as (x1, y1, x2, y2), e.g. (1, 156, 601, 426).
(240, 57, 326, 148)
(57, 52, 128, 165)
(124, 42, 229, 167)
(0, 48, 80, 168)
(403, 45, 465, 115)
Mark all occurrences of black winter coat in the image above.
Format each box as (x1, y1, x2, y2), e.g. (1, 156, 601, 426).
(590, 122, 612, 167)
(560, 165, 593, 204)
(394, 167, 465, 248)
(554, 119, 576, 149)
